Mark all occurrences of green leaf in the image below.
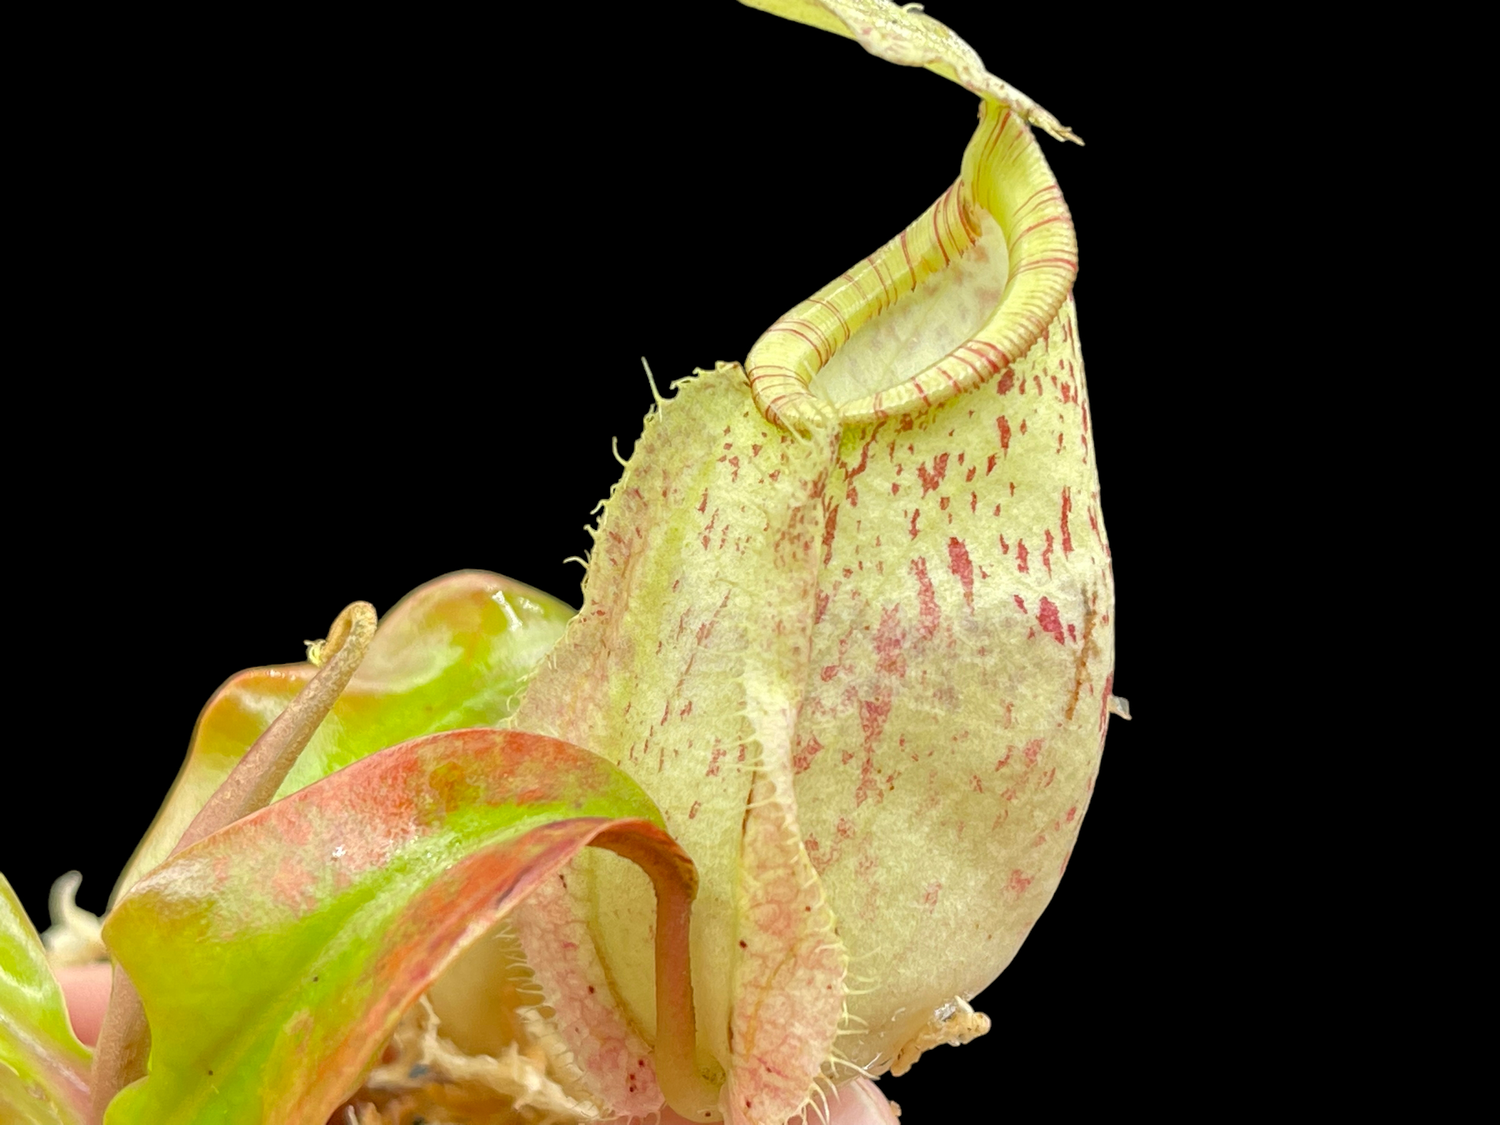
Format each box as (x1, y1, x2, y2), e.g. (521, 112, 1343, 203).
(101, 727, 705, 1125)
(0, 873, 91, 1125)
(114, 571, 574, 905)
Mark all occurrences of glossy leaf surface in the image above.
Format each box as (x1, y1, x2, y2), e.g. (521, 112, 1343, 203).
(114, 571, 574, 905)
(101, 728, 695, 1125)
(0, 874, 91, 1125)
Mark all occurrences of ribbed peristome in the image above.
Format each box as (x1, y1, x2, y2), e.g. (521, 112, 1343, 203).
(746, 96, 1077, 431)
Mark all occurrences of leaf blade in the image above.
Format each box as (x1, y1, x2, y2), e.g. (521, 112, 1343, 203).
(113, 571, 574, 905)
(0, 873, 91, 1125)
(101, 728, 696, 1125)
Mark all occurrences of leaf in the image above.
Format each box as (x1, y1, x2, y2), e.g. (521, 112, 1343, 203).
(114, 571, 574, 905)
(0, 873, 91, 1125)
(100, 728, 706, 1125)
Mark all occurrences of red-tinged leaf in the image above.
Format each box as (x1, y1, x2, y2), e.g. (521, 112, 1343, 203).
(0, 873, 91, 1125)
(100, 728, 708, 1125)
(114, 571, 574, 905)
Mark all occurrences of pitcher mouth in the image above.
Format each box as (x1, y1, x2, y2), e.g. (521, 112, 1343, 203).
(745, 98, 1078, 432)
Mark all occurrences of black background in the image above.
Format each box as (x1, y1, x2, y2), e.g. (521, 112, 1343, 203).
(9, 3, 1247, 1116)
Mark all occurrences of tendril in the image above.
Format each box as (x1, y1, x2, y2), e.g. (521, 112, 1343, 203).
(175, 601, 376, 853)
(90, 600, 378, 1123)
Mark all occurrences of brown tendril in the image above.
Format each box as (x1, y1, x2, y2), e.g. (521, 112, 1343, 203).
(174, 601, 376, 853)
(90, 601, 378, 1123)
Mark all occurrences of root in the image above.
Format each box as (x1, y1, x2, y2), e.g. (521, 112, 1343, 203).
(346, 995, 603, 1125)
